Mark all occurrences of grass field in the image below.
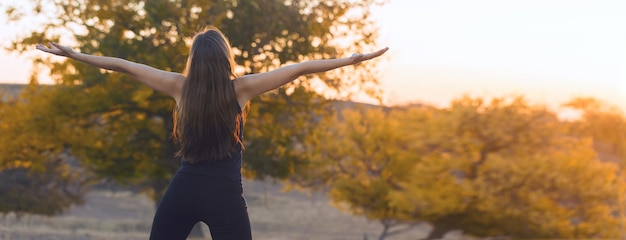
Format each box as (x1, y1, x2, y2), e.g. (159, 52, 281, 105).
(0, 179, 462, 240)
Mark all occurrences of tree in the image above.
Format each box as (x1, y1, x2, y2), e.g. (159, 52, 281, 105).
(562, 97, 626, 237)
(0, 83, 91, 216)
(392, 96, 623, 239)
(289, 104, 427, 240)
(294, 96, 624, 239)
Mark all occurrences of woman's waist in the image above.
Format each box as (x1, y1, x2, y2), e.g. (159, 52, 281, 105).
(178, 159, 241, 178)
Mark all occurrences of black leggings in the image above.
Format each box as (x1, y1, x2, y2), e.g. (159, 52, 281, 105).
(149, 171, 252, 240)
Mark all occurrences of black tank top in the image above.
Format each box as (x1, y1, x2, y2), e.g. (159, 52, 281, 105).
(177, 111, 244, 184)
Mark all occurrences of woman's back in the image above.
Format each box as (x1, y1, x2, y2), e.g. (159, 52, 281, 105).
(177, 105, 245, 184)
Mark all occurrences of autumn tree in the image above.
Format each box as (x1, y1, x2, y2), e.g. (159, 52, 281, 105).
(562, 97, 626, 237)
(4, 0, 385, 204)
(296, 96, 624, 239)
(0, 83, 91, 216)
(396, 96, 623, 239)
(288, 104, 428, 240)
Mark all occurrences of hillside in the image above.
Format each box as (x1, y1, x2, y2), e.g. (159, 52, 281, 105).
(0, 83, 26, 101)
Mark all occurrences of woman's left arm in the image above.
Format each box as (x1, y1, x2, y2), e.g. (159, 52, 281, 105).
(37, 42, 184, 100)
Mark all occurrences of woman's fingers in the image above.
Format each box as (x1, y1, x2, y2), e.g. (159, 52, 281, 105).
(365, 47, 389, 60)
(50, 42, 64, 52)
(36, 43, 50, 51)
(36, 44, 54, 54)
(51, 42, 65, 51)
(352, 47, 388, 64)
(35, 42, 72, 57)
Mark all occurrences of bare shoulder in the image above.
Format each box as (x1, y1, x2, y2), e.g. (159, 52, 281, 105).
(172, 74, 186, 104)
(233, 75, 255, 108)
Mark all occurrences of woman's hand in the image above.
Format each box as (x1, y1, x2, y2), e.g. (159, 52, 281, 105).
(36, 42, 77, 58)
(350, 47, 389, 64)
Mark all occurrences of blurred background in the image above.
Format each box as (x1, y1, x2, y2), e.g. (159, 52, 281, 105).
(0, 0, 624, 239)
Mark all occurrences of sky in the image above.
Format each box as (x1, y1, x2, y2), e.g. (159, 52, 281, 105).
(1, 0, 625, 113)
(370, 0, 626, 113)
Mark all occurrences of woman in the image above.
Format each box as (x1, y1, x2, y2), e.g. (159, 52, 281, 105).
(37, 26, 388, 239)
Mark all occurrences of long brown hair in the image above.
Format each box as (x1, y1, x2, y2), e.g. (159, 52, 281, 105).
(173, 26, 244, 162)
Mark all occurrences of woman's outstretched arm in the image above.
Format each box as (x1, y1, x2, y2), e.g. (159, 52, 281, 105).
(235, 47, 389, 104)
(36, 42, 184, 100)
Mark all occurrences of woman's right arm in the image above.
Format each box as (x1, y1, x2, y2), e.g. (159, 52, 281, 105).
(37, 42, 184, 101)
(235, 47, 388, 104)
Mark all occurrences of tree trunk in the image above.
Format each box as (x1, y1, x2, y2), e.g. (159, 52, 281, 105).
(378, 222, 390, 240)
(424, 225, 448, 240)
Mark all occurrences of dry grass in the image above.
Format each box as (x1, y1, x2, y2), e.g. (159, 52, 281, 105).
(0, 179, 444, 240)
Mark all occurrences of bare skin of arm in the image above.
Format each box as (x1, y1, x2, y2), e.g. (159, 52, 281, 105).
(234, 47, 389, 107)
(36, 42, 185, 102)
(37, 42, 388, 107)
